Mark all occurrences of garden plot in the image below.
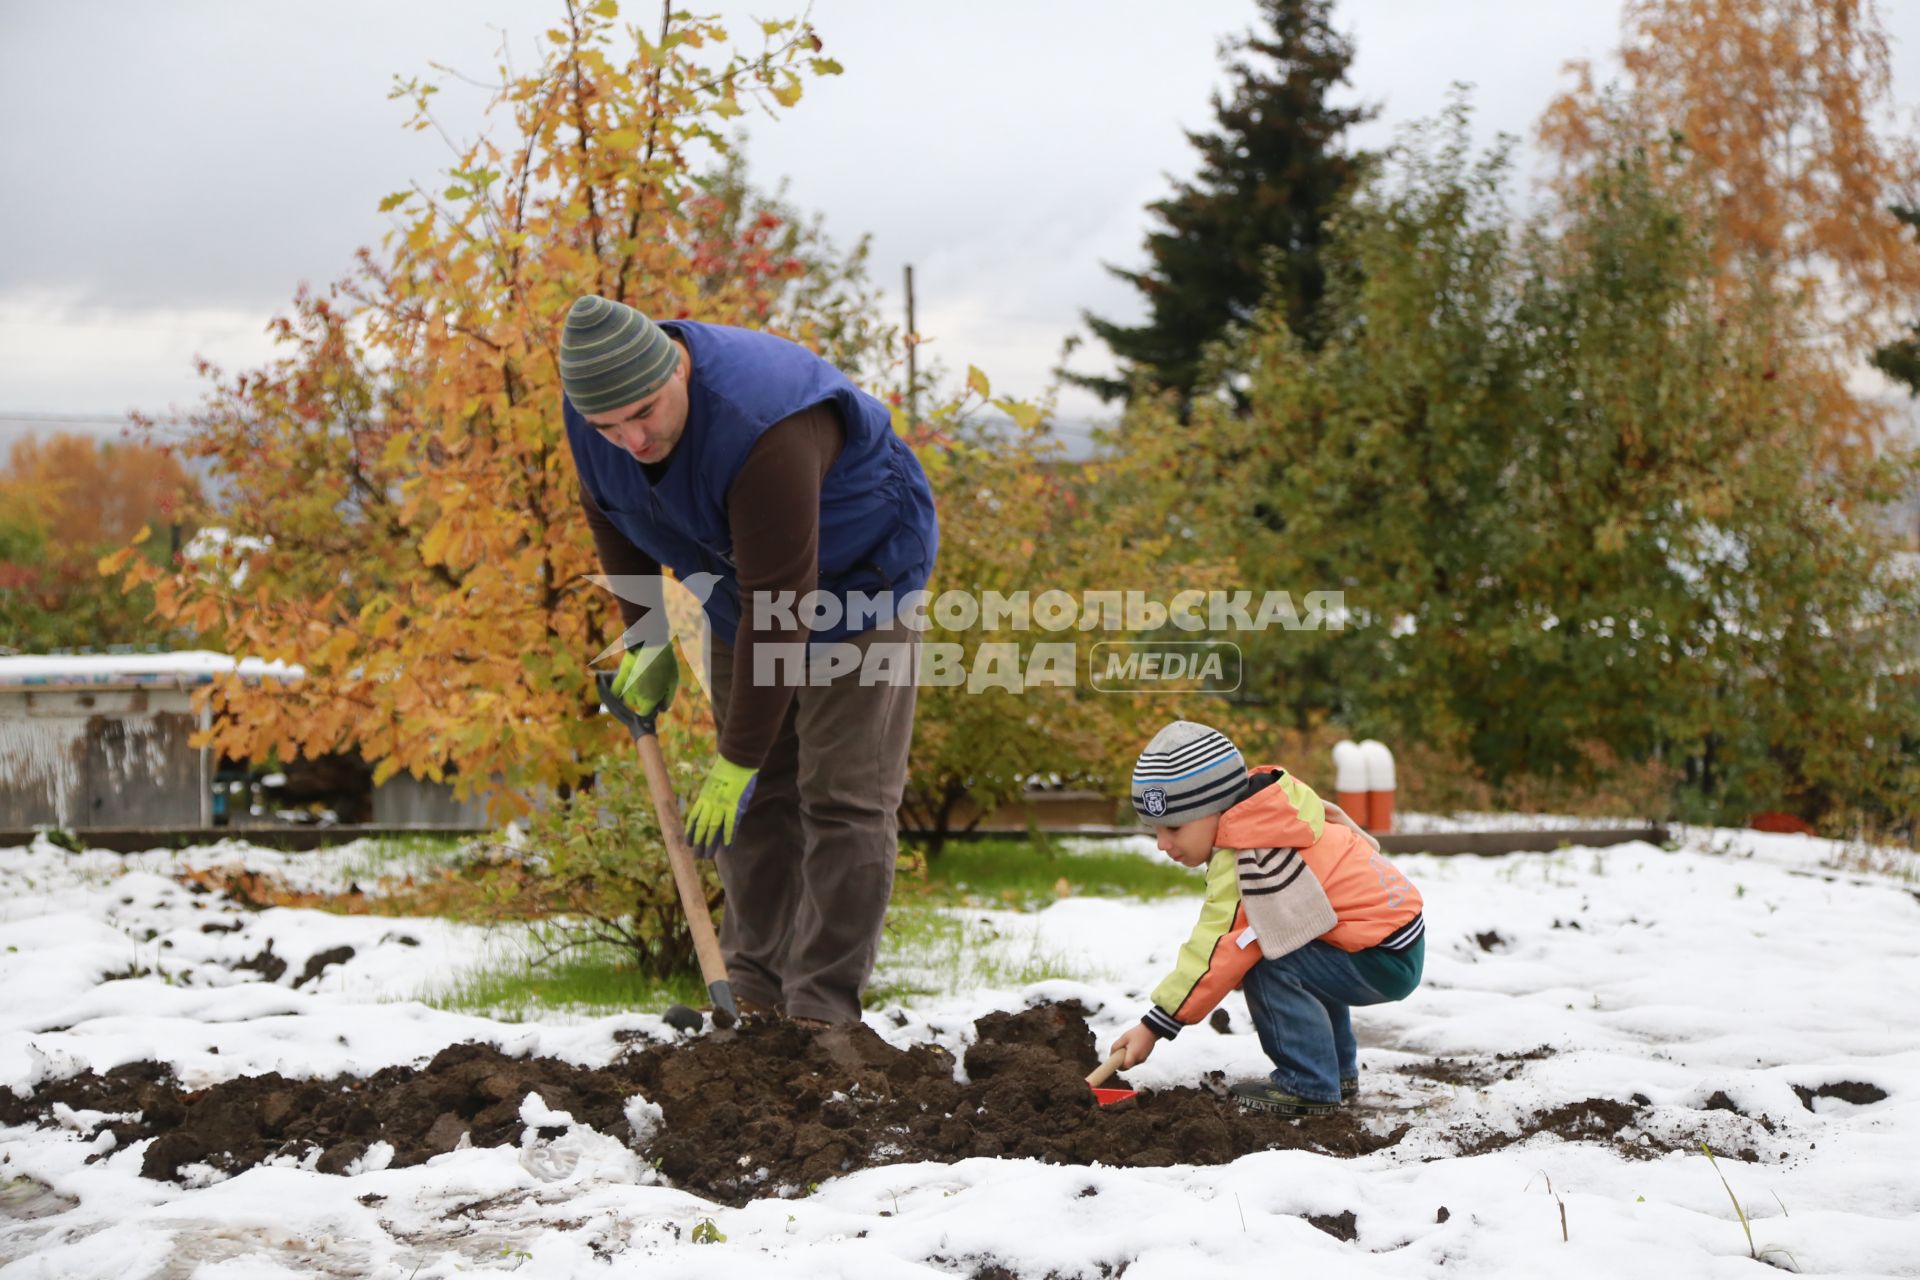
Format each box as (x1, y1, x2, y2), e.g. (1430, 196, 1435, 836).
(2, 826, 1917, 1278)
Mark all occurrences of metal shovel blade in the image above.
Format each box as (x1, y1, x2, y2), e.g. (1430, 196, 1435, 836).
(596, 671, 657, 739)
(707, 979, 739, 1028)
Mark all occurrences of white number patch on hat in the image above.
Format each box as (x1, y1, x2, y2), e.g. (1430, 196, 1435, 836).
(1142, 787, 1167, 817)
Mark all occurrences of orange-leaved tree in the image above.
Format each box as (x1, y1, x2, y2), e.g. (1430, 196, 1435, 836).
(106, 1, 863, 812)
(1537, 0, 1920, 458)
(3, 433, 197, 652)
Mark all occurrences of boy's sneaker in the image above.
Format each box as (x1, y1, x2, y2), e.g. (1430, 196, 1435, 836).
(1341, 1077, 1358, 1103)
(1230, 1080, 1340, 1117)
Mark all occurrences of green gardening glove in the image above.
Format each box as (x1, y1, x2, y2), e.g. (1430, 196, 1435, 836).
(610, 643, 678, 718)
(685, 756, 759, 855)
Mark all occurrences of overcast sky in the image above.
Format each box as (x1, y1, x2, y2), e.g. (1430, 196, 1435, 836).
(4, 0, 1919, 447)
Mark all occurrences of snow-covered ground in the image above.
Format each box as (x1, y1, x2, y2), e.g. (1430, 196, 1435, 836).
(3, 825, 1918, 1278)
(1390, 810, 1657, 834)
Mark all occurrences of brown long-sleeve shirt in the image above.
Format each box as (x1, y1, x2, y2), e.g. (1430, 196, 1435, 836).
(581, 401, 847, 770)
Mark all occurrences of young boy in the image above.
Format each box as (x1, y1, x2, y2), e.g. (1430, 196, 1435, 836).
(1109, 719, 1425, 1116)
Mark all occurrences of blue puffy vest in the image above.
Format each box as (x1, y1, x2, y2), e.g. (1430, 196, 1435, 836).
(565, 320, 940, 644)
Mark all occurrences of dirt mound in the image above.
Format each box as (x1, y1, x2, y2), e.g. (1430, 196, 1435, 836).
(1453, 1095, 1674, 1160)
(624, 1001, 1402, 1201)
(2, 1002, 1700, 1203)
(0, 1042, 651, 1181)
(1306, 1209, 1358, 1241)
(1793, 1080, 1887, 1109)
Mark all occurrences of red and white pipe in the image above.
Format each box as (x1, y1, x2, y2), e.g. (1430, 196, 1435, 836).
(1332, 740, 1370, 832)
(1358, 739, 1395, 834)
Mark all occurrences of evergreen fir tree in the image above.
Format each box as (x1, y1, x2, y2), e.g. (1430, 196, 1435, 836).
(1872, 205, 1920, 395)
(1070, 0, 1376, 409)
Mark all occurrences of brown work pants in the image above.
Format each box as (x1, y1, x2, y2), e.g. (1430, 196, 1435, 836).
(704, 621, 920, 1023)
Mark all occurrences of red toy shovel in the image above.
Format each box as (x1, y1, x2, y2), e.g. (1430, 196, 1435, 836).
(1087, 1050, 1137, 1106)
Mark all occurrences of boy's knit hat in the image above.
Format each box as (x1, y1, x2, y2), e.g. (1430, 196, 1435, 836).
(559, 296, 680, 414)
(1131, 720, 1250, 825)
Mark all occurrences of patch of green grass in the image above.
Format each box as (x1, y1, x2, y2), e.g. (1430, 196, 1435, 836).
(900, 836, 1195, 910)
(422, 895, 1103, 1019)
(865, 903, 1096, 1005)
(412, 835, 1179, 1019)
(418, 934, 705, 1020)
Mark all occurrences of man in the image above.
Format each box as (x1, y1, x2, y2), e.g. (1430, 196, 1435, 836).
(560, 296, 937, 1027)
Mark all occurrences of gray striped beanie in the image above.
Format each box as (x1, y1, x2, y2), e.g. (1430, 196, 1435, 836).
(559, 296, 680, 414)
(1131, 720, 1250, 825)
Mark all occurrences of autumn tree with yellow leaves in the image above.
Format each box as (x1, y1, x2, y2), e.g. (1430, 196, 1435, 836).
(107, 2, 865, 810)
(3, 433, 198, 652)
(1537, 0, 1920, 456)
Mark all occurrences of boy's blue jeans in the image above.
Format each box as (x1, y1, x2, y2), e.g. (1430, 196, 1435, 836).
(1241, 940, 1397, 1104)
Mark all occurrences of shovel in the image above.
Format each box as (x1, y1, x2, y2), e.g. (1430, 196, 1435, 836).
(1086, 1050, 1137, 1106)
(596, 671, 738, 1031)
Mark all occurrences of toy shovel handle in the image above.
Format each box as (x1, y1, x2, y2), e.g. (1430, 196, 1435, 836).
(1087, 1049, 1128, 1088)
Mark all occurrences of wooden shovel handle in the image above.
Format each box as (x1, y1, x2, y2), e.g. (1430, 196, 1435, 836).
(632, 730, 730, 993)
(1086, 1049, 1128, 1088)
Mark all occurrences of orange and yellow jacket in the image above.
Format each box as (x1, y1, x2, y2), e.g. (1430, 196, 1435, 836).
(1142, 765, 1424, 1039)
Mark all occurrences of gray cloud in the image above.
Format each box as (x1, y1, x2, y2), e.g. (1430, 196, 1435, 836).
(3, 0, 1916, 427)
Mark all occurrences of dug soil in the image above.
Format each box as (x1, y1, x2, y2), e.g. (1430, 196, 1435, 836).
(2, 1001, 1681, 1204)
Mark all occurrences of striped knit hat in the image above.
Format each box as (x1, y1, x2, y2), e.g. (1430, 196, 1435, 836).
(559, 296, 680, 414)
(1131, 720, 1251, 826)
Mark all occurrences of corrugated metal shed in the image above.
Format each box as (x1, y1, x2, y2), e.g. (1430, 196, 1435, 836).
(0, 652, 300, 830)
